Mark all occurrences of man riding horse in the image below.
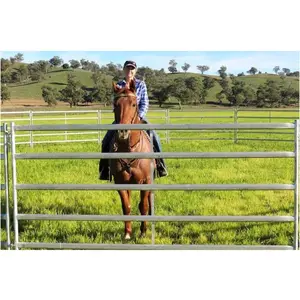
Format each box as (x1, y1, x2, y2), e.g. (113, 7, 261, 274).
(99, 60, 168, 180)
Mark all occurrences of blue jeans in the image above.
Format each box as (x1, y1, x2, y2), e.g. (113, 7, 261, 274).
(102, 118, 163, 154)
(100, 118, 167, 171)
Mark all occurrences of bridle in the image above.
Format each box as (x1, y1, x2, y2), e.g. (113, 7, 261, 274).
(113, 92, 142, 174)
(113, 93, 139, 125)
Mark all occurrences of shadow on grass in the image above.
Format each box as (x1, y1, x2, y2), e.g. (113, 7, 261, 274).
(48, 82, 66, 86)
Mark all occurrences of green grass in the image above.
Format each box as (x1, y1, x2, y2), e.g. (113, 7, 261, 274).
(1, 110, 298, 249)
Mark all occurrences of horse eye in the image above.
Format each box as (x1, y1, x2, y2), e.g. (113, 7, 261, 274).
(132, 104, 136, 107)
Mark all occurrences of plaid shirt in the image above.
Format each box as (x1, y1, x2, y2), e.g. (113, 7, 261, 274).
(116, 78, 149, 119)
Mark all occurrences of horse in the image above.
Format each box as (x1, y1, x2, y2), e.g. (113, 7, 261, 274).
(108, 80, 155, 240)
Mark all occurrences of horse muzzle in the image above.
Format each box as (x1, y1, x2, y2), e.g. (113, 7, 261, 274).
(117, 129, 130, 140)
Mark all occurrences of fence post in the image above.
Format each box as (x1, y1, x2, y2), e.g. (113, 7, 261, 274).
(3, 123, 11, 250)
(150, 131, 155, 245)
(11, 122, 19, 250)
(64, 112, 68, 141)
(97, 110, 102, 145)
(294, 119, 299, 250)
(166, 109, 170, 144)
(30, 111, 33, 147)
(269, 110, 271, 123)
(234, 107, 238, 143)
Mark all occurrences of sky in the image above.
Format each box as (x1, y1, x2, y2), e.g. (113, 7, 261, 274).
(1, 51, 299, 75)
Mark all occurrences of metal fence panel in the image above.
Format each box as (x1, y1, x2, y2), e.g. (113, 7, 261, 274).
(0, 123, 11, 250)
(8, 120, 300, 250)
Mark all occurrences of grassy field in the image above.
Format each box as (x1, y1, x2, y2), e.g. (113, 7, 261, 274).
(3, 65, 299, 103)
(1, 109, 298, 249)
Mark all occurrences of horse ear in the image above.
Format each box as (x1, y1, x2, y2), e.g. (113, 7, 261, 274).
(129, 79, 136, 93)
(112, 81, 119, 93)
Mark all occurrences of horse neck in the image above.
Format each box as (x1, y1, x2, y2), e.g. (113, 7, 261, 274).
(129, 117, 141, 150)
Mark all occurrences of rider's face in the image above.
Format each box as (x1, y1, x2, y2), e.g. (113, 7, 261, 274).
(124, 66, 137, 80)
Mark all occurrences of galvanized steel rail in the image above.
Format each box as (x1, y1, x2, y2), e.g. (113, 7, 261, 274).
(0, 124, 11, 249)
(1, 109, 298, 146)
(8, 121, 300, 250)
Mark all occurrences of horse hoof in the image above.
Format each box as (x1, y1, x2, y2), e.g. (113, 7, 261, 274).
(125, 233, 131, 240)
(140, 233, 146, 238)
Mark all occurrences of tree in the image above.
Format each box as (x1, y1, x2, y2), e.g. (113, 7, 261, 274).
(282, 68, 291, 75)
(280, 86, 298, 105)
(152, 86, 170, 107)
(91, 78, 111, 105)
(286, 71, 299, 77)
(150, 73, 171, 107)
(168, 77, 186, 102)
(36, 60, 50, 73)
(49, 56, 63, 67)
(82, 90, 94, 105)
(247, 67, 258, 75)
(1, 85, 10, 104)
(90, 71, 112, 105)
(181, 63, 191, 73)
(103, 62, 122, 80)
(200, 77, 215, 103)
(18, 64, 29, 82)
(184, 77, 202, 104)
(91, 71, 103, 85)
(80, 59, 89, 70)
(62, 63, 70, 69)
(1, 58, 11, 71)
(30, 71, 45, 82)
(216, 92, 226, 104)
(243, 85, 257, 106)
(60, 73, 85, 107)
(168, 77, 202, 105)
(256, 80, 282, 107)
(27, 63, 45, 82)
(89, 61, 100, 72)
(197, 65, 209, 74)
(168, 59, 177, 73)
(217, 66, 227, 79)
(136, 66, 155, 83)
(10, 71, 21, 83)
(14, 53, 24, 62)
(228, 80, 247, 106)
(116, 64, 123, 70)
(69, 60, 81, 69)
(237, 72, 245, 77)
(10, 57, 16, 64)
(273, 66, 280, 74)
(278, 72, 286, 80)
(41, 85, 59, 106)
(203, 77, 215, 90)
(1, 72, 11, 84)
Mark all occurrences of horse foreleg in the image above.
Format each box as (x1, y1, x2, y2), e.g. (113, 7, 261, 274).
(118, 190, 131, 240)
(139, 190, 150, 237)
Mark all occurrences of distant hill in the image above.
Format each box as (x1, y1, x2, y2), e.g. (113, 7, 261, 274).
(5, 66, 112, 100)
(4, 64, 299, 103)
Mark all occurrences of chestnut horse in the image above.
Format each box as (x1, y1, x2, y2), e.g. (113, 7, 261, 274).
(109, 80, 155, 240)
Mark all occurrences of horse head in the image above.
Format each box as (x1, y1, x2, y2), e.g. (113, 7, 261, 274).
(112, 80, 140, 141)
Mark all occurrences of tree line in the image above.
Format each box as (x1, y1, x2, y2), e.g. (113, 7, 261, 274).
(1, 53, 299, 107)
(40, 66, 299, 109)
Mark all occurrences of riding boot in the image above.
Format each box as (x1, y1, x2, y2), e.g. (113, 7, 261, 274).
(142, 117, 168, 178)
(156, 158, 168, 177)
(151, 130, 168, 178)
(99, 156, 110, 180)
(99, 128, 115, 180)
